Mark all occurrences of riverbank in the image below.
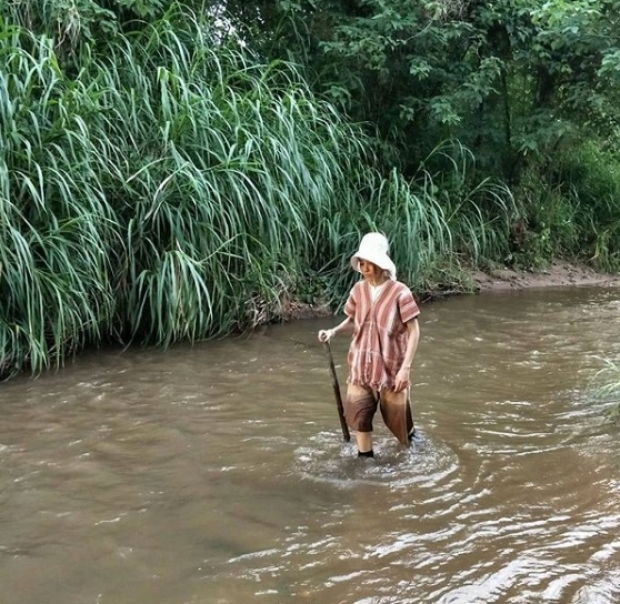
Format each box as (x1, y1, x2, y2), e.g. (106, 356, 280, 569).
(280, 261, 620, 322)
(471, 260, 620, 293)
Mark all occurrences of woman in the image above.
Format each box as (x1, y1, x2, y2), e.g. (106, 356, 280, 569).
(318, 233, 421, 457)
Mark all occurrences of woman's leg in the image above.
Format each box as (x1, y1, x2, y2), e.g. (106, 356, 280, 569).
(344, 384, 378, 456)
(379, 388, 414, 446)
(356, 431, 373, 455)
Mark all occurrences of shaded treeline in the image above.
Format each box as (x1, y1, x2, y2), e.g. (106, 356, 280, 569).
(0, 3, 514, 377)
(224, 0, 620, 269)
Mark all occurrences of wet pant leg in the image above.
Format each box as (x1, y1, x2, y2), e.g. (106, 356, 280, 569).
(344, 385, 378, 433)
(379, 388, 414, 446)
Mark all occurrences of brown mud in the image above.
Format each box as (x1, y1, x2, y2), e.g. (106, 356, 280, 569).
(472, 260, 620, 292)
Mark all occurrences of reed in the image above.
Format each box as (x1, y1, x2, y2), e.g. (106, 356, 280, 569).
(590, 356, 620, 419)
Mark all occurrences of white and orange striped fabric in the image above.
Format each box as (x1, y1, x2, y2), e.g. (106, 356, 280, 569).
(344, 279, 420, 390)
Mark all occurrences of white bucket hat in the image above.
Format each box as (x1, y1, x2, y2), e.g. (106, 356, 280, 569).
(350, 232, 396, 280)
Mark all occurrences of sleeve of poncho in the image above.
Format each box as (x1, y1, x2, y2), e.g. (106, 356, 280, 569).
(344, 283, 359, 318)
(398, 286, 420, 324)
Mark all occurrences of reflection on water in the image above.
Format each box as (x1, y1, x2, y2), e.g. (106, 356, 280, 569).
(2, 287, 620, 604)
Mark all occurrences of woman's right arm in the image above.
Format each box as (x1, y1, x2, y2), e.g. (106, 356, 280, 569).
(318, 316, 353, 342)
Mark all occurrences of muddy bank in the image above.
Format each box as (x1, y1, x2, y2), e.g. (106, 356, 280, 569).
(472, 260, 620, 293)
(282, 261, 620, 322)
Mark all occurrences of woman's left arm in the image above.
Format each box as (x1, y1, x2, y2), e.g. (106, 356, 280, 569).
(394, 318, 420, 392)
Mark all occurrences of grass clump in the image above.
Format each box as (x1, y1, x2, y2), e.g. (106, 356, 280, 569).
(590, 356, 620, 420)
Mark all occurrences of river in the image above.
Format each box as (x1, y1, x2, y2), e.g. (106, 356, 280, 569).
(2, 286, 620, 604)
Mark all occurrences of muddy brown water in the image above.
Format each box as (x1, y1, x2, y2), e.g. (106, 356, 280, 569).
(2, 287, 620, 604)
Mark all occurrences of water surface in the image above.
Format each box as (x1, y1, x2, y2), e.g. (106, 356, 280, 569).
(2, 287, 620, 604)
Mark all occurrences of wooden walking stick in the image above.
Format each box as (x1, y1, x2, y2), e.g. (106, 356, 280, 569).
(323, 341, 351, 442)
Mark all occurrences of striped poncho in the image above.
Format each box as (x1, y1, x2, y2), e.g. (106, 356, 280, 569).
(344, 279, 420, 390)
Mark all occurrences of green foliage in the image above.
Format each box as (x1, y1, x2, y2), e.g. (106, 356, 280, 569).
(553, 141, 620, 270)
(0, 24, 118, 376)
(4, 0, 620, 379)
(509, 168, 578, 268)
(2, 3, 513, 377)
(310, 141, 518, 305)
(228, 1, 620, 184)
(232, 0, 620, 275)
(0, 6, 358, 375)
(506, 137, 620, 270)
(4, 0, 119, 49)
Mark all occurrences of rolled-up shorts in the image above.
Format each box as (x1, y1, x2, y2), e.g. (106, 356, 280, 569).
(344, 384, 414, 446)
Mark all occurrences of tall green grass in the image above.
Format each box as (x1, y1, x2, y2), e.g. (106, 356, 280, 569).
(0, 27, 117, 376)
(0, 4, 517, 378)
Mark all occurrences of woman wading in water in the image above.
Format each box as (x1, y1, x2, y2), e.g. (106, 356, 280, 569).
(318, 233, 421, 458)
